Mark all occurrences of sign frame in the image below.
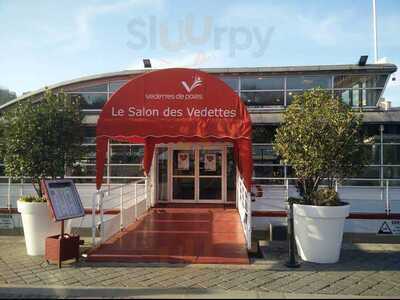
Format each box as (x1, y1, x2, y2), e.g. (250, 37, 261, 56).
(41, 179, 85, 222)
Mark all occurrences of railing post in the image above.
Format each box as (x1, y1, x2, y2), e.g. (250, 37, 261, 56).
(92, 191, 98, 247)
(386, 179, 390, 216)
(145, 178, 148, 210)
(134, 182, 138, 220)
(120, 184, 124, 231)
(7, 177, 11, 212)
(285, 178, 289, 202)
(99, 192, 104, 243)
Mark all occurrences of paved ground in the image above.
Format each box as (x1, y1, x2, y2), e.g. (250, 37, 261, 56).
(0, 235, 400, 298)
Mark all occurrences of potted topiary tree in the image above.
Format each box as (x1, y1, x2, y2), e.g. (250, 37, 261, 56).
(0, 89, 83, 255)
(274, 89, 369, 263)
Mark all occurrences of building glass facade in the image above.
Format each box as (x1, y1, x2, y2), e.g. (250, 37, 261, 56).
(0, 65, 398, 188)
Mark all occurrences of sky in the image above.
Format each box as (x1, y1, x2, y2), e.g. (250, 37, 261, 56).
(1, 0, 399, 105)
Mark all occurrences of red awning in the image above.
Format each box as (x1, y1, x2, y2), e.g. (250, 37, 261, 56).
(96, 68, 253, 190)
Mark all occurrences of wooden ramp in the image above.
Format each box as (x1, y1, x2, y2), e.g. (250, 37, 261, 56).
(87, 207, 249, 264)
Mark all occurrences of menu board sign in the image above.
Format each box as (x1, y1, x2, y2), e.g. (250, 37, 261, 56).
(42, 179, 85, 221)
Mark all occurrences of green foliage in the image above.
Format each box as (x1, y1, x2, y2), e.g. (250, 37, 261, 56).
(19, 195, 47, 203)
(310, 188, 340, 206)
(0, 89, 84, 196)
(274, 89, 369, 206)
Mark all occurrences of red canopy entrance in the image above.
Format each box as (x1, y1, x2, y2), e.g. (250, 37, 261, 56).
(96, 68, 253, 190)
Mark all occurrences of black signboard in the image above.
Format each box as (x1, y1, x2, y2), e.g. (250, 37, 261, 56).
(42, 179, 85, 221)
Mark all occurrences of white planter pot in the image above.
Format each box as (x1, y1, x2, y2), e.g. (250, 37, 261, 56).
(17, 200, 71, 256)
(293, 203, 350, 264)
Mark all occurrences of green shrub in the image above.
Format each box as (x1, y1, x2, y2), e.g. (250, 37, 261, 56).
(19, 195, 47, 203)
(274, 89, 370, 206)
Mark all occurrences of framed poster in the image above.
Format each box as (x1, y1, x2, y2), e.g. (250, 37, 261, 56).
(177, 152, 190, 170)
(42, 179, 85, 221)
(204, 153, 216, 171)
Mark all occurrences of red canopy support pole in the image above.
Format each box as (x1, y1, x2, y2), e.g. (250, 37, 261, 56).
(235, 138, 253, 191)
(96, 136, 109, 190)
(143, 140, 156, 176)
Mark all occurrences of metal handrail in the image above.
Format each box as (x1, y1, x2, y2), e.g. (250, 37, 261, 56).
(91, 178, 150, 246)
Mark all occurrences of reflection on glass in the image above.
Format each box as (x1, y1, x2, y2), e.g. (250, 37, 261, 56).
(241, 77, 284, 90)
(173, 178, 195, 200)
(173, 150, 195, 176)
(241, 91, 284, 106)
(334, 74, 388, 89)
(384, 167, 400, 179)
(109, 80, 128, 93)
(71, 93, 108, 109)
(383, 145, 400, 164)
(252, 145, 280, 164)
(252, 125, 277, 143)
(199, 178, 222, 200)
(220, 77, 239, 90)
(69, 83, 108, 93)
(383, 125, 400, 143)
(157, 148, 168, 201)
(199, 150, 222, 176)
(111, 145, 144, 164)
(286, 91, 303, 105)
(254, 166, 284, 178)
(227, 147, 236, 202)
(287, 76, 331, 90)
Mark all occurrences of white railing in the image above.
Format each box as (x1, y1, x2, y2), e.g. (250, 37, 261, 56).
(237, 175, 252, 250)
(92, 178, 150, 247)
(252, 177, 400, 216)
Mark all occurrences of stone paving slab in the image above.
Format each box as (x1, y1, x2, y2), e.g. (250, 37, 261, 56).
(0, 236, 399, 298)
(0, 286, 399, 299)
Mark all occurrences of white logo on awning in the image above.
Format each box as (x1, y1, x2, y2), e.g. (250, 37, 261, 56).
(181, 76, 203, 93)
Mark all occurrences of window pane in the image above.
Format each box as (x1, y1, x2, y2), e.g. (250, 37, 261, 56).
(334, 89, 382, 107)
(357, 166, 380, 179)
(173, 178, 194, 200)
(252, 145, 280, 164)
(109, 80, 128, 93)
(383, 124, 400, 143)
(252, 125, 277, 143)
(241, 77, 284, 90)
(254, 166, 284, 178)
(334, 89, 351, 106)
(362, 89, 382, 107)
(199, 178, 222, 200)
(364, 144, 380, 165)
(66, 164, 100, 177)
(241, 91, 284, 106)
(384, 167, 400, 179)
(287, 76, 331, 90)
(286, 91, 304, 105)
(80, 145, 96, 164)
(334, 74, 388, 89)
(71, 93, 107, 109)
(383, 145, 400, 164)
(110, 145, 144, 164)
(83, 126, 96, 144)
(219, 77, 239, 90)
(110, 165, 144, 177)
(70, 83, 108, 93)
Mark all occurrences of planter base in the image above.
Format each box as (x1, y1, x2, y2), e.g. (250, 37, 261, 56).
(293, 203, 350, 264)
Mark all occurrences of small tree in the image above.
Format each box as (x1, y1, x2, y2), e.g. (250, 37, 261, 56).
(274, 89, 369, 206)
(1, 89, 84, 197)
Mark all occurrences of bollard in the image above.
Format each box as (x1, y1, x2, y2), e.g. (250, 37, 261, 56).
(286, 201, 300, 268)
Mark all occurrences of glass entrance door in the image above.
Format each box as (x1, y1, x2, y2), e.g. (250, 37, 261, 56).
(199, 149, 223, 201)
(172, 149, 195, 201)
(166, 145, 227, 203)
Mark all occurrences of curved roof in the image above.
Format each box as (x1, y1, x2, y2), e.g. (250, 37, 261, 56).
(1, 63, 397, 111)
